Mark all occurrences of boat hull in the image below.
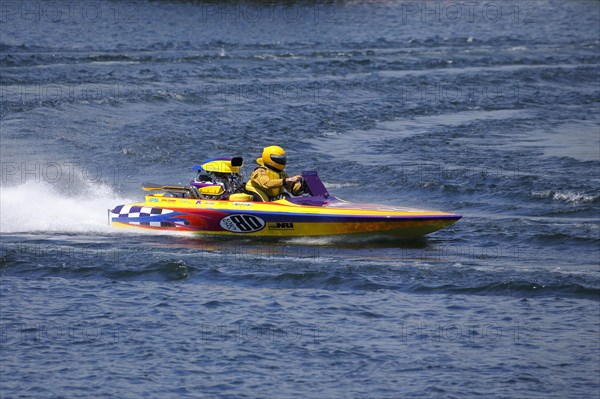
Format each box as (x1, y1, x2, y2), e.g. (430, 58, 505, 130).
(110, 196, 461, 238)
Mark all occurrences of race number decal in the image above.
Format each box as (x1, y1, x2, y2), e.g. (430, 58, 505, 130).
(220, 214, 265, 233)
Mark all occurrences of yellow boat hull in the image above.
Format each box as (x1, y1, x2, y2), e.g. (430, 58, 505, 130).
(110, 196, 461, 239)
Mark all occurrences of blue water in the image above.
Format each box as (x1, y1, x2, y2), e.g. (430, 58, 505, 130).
(1, 1, 599, 398)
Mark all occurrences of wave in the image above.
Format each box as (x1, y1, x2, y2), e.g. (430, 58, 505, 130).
(409, 281, 600, 298)
(107, 259, 193, 281)
(321, 181, 360, 189)
(0, 254, 195, 282)
(531, 190, 600, 204)
(2, 239, 598, 298)
(233, 272, 600, 299)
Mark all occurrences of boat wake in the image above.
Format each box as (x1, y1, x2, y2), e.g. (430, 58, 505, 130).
(0, 181, 131, 234)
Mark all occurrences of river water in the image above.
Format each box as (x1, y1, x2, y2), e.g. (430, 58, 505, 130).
(1, 1, 599, 398)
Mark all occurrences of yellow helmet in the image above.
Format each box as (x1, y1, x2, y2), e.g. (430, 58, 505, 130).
(258, 145, 287, 171)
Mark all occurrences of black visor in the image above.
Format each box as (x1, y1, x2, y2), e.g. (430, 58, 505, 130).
(270, 155, 287, 166)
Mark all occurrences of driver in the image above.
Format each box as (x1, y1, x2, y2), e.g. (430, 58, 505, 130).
(245, 145, 303, 201)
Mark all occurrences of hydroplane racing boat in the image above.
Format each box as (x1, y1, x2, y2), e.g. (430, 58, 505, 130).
(109, 157, 461, 238)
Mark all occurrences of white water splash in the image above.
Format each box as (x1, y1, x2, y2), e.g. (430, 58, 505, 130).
(0, 181, 132, 234)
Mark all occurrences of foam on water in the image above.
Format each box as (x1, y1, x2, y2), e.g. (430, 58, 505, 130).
(532, 190, 600, 204)
(0, 181, 131, 234)
(321, 181, 360, 189)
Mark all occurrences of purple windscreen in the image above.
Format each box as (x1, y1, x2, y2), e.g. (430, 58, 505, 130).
(301, 171, 329, 198)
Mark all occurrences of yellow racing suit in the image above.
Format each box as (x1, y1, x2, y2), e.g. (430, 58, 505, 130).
(245, 165, 289, 201)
